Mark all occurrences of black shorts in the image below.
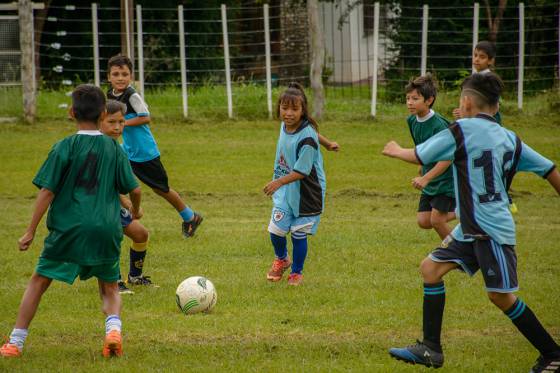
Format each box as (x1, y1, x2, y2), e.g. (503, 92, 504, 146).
(429, 238, 518, 293)
(418, 194, 456, 213)
(130, 157, 170, 193)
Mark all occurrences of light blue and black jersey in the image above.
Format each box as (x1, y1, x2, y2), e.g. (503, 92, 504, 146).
(107, 86, 160, 162)
(415, 113, 555, 245)
(272, 120, 326, 217)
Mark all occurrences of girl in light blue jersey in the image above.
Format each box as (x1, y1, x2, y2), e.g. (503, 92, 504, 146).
(263, 83, 337, 286)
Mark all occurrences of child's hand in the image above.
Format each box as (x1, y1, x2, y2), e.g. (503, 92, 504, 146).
(18, 231, 35, 251)
(382, 141, 402, 158)
(327, 142, 340, 152)
(263, 180, 283, 196)
(131, 207, 144, 220)
(412, 176, 428, 190)
(452, 108, 462, 120)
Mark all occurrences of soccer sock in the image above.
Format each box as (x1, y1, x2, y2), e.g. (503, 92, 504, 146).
(105, 315, 122, 335)
(129, 241, 148, 278)
(290, 232, 308, 274)
(505, 298, 560, 359)
(179, 207, 194, 222)
(422, 282, 445, 352)
(8, 328, 28, 351)
(270, 233, 288, 260)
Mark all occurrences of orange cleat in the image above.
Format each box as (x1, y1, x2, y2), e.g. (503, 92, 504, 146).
(0, 343, 21, 358)
(287, 273, 303, 286)
(266, 257, 292, 282)
(102, 330, 123, 358)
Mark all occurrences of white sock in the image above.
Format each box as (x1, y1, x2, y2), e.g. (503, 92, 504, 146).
(9, 328, 28, 351)
(105, 315, 122, 334)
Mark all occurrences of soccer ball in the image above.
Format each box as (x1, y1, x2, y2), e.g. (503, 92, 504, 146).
(175, 276, 217, 315)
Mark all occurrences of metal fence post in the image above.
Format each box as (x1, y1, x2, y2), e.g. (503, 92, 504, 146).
(19, 0, 35, 123)
(472, 2, 479, 74)
(221, 4, 233, 118)
(178, 5, 188, 118)
(136, 5, 144, 97)
(264, 4, 272, 119)
(91, 3, 100, 87)
(370, 2, 380, 118)
(518, 2, 524, 110)
(421, 4, 428, 76)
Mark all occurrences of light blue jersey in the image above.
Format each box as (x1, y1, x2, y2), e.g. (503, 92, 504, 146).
(107, 86, 160, 162)
(272, 120, 326, 217)
(415, 113, 555, 245)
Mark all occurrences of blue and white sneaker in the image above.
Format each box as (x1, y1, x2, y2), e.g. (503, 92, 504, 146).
(389, 340, 444, 368)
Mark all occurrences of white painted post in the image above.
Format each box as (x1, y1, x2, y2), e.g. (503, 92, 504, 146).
(91, 3, 100, 87)
(558, 2, 559, 91)
(472, 2, 479, 74)
(178, 5, 188, 118)
(518, 3, 524, 110)
(125, 0, 131, 57)
(421, 4, 428, 76)
(264, 4, 272, 119)
(221, 4, 233, 118)
(136, 4, 144, 97)
(370, 2, 380, 118)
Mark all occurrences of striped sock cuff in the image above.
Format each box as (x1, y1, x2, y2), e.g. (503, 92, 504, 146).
(424, 282, 445, 296)
(505, 298, 526, 321)
(291, 231, 307, 240)
(105, 315, 122, 334)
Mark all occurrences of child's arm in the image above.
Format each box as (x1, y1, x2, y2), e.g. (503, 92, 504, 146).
(452, 108, 462, 120)
(128, 187, 142, 219)
(382, 141, 420, 164)
(125, 116, 150, 127)
(546, 168, 560, 195)
(119, 194, 132, 209)
(318, 133, 340, 152)
(263, 171, 305, 196)
(18, 188, 55, 251)
(412, 160, 452, 190)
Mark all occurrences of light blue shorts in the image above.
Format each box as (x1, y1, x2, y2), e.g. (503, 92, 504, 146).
(267, 208, 321, 236)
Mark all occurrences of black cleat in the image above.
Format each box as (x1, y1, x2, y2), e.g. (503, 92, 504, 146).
(530, 355, 560, 373)
(118, 280, 134, 295)
(182, 212, 203, 238)
(127, 274, 155, 286)
(389, 340, 444, 368)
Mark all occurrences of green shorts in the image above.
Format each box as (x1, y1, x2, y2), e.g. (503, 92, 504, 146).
(36, 257, 120, 285)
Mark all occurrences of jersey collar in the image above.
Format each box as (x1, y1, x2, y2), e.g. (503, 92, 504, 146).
(416, 109, 435, 123)
(282, 119, 310, 135)
(475, 113, 498, 123)
(77, 130, 103, 136)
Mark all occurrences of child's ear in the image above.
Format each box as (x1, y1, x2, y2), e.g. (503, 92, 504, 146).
(488, 57, 495, 67)
(98, 110, 107, 124)
(68, 107, 76, 119)
(426, 96, 435, 107)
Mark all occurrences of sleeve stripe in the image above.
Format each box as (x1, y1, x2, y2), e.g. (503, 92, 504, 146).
(293, 169, 307, 176)
(543, 164, 556, 179)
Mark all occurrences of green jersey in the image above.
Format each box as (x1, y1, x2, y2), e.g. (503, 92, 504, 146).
(33, 130, 139, 266)
(407, 111, 454, 197)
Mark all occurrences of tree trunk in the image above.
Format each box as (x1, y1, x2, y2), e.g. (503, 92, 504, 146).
(307, 0, 325, 119)
(19, 0, 36, 123)
(484, 0, 507, 42)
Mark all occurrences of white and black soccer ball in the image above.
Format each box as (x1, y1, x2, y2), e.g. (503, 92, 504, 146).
(175, 276, 217, 315)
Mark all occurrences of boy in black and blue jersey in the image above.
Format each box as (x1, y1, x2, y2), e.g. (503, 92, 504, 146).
(383, 73, 560, 372)
(106, 55, 203, 248)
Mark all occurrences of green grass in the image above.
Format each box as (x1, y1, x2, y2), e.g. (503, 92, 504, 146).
(0, 92, 559, 372)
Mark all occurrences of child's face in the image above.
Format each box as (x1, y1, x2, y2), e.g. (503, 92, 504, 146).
(108, 65, 132, 92)
(100, 111, 125, 139)
(279, 99, 303, 127)
(473, 49, 494, 72)
(406, 89, 432, 116)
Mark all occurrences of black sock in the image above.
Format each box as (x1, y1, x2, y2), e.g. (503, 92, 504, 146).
(505, 298, 560, 359)
(129, 247, 146, 278)
(423, 282, 445, 352)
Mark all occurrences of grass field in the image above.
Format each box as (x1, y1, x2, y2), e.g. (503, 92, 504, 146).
(0, 91, 559, 372)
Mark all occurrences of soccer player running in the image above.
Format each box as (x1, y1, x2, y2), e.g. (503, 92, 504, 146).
(263, 82, 338, 286)
(382, 73, 560, 372)
(1, 85, 140, 358)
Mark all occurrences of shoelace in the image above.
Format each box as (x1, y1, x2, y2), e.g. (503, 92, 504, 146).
(272, 260, 286, 271)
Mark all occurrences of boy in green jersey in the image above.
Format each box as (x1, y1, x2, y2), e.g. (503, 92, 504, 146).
(403, 75, 456, 240)
(1, 85, 141, 358)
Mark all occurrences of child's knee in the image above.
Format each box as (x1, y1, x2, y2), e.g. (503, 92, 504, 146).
(419, 257, 437, 280)
(417, 216, 432, 229)
(487, 291, 516, 311)
(136, 229, 149, 243)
